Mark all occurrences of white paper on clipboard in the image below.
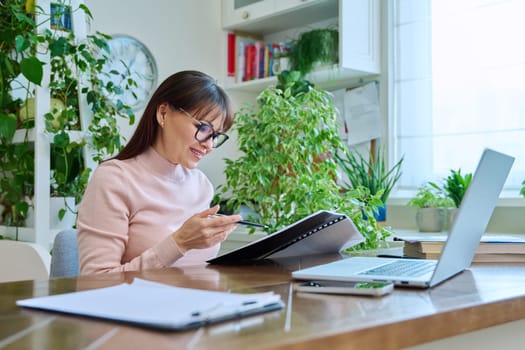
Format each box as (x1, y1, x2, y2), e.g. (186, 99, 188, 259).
(343, 81, 382, 146)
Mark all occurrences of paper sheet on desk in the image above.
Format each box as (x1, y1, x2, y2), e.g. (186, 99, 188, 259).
(16, 278, 284, 330)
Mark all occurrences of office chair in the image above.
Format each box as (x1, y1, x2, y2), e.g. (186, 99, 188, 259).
(0, 240, 51, 283)
(50, 228, 79, 278)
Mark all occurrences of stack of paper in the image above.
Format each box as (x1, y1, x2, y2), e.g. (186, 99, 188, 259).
(16, 278, 284, 330)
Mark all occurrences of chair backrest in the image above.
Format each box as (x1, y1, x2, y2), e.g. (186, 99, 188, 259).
(50, 229, 79, 278)
(0, 241, 51, 283)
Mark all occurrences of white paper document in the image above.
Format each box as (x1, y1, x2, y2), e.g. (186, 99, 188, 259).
(343, 81, 382, 146)
(16, 278, 284, 330)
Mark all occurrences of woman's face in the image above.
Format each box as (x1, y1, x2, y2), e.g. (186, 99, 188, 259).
(153, 103, 225, 168)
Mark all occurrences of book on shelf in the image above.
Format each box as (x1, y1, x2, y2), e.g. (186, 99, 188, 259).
(263, 44, 270, 78)
(395, 233, 525, 263)
(227, 32, 236, 78)
(225, 31, 291, 84)
(254, 41, 264, 80)
(225, 31, 263, 83)
(244, 43, 256, 81)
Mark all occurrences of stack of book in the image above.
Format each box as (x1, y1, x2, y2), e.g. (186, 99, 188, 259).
(395, 233, 525, 263)
(226, 32, 292, 84)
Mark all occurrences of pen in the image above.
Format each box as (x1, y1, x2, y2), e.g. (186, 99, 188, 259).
(210, 214, 268, 229)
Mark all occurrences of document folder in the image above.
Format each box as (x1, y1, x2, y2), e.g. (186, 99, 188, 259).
(16, 278, 284, 331)
(208, 210, 364, 264)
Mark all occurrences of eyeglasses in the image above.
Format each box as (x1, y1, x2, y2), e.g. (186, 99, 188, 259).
(178, 108, 229, 148)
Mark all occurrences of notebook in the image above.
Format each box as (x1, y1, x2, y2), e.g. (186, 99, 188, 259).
(208, 210, 364, 264)
(292, 148, 515, 288)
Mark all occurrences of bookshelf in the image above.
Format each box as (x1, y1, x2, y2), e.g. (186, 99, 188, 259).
(222, 0, 380, 93)
(1, 0, 92, 248)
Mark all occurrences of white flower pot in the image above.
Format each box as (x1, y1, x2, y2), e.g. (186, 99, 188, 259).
(416, 208, 446, 232)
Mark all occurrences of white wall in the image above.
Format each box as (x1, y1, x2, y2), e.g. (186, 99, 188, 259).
(85, 0, 249, 189)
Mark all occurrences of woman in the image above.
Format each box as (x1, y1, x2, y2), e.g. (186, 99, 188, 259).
(77, 70, 242, 274)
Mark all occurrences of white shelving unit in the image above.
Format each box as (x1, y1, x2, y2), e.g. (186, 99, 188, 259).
(221, 0, 380, 93)
(0, 0, 92, 249)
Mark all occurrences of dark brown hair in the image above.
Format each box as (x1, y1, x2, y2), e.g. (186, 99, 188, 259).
(114, 70, 233, 160)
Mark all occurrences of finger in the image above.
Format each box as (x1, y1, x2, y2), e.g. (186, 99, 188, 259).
(197, 205, 220, 218)
(207, 214, 243, 227)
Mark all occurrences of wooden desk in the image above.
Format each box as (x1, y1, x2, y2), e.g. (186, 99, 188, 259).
(2, 256, 525, 349)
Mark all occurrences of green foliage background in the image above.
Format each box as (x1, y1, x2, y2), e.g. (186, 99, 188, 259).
(219, 72, 391, 250)
(0, 0, 137, 229)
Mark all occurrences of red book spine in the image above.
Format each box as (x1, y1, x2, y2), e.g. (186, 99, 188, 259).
(227, 33, 236, 77)
(244, 44, 256, 81)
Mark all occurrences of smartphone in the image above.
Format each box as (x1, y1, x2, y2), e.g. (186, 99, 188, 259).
(295, 280, 394, 297)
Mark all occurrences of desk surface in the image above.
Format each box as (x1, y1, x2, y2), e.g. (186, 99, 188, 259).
(2, 255, 525, 350)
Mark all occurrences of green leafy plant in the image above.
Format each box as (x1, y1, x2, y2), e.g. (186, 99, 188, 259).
(336, 146, 403, 205)
(50, 132, 90, 221)
(520, 180, 524, 198)
(218, 72, 390, 250)
(443, 169, 472, 208)
(289, 28, 338, 76)
(0, 0, 137, 230)
(407, 183, 454, 208)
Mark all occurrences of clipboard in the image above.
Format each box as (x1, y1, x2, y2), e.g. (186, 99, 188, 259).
(208, 210, 364, 264)
(16, 278, 284, 331)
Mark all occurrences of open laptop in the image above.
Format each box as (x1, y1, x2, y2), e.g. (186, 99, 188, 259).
(292, 148, 515, 288)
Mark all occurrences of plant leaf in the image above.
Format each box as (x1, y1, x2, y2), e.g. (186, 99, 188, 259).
(0, 113, 18, 140)
(20, 56, 43, 85)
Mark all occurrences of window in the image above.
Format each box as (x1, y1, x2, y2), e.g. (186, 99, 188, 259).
(390, 0, 525, 197)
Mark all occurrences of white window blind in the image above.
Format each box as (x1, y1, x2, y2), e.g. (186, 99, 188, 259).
(391, 0, 525, 196)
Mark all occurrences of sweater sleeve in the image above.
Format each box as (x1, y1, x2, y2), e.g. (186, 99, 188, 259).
(77, 162, 185, 275)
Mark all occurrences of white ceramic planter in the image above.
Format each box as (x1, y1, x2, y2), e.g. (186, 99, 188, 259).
(416, 208, 446, 232)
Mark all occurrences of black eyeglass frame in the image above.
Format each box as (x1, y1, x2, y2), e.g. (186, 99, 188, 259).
(178, 108, 229, 148)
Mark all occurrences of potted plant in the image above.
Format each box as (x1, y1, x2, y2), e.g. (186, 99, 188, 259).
(336, 146, 403, 222)
(0, 0, 138, 236)
(217, 71, 391, 250)
(289, 28, 339, 76)
(442, 168, 472, 229)
(521, 180, 525, 198)
(443, 169, 472, 208)
(407, 183, 454, 232)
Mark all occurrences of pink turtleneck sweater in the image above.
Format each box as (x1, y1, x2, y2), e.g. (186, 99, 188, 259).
(77, 147, 219, 275)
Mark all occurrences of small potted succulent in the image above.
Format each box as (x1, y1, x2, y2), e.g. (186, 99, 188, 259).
(407, 183, 454, 232)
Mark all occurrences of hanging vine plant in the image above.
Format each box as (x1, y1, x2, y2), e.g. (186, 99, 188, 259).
(0, 0, 138, 230)
(289, 28, 339, 76)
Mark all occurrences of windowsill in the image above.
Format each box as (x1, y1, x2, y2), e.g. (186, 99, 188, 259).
(388, 196, 525, 208)
(388, 189, 525, 208)
(384, 203, 525, 234)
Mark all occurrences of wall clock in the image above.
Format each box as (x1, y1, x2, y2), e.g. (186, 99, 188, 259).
(103, 34, 158, 111)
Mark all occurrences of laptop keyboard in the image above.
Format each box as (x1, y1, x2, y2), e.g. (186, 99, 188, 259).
(359, 260, 436, 277)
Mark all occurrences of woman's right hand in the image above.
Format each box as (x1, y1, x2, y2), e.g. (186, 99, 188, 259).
(171, 205, 242, 254)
